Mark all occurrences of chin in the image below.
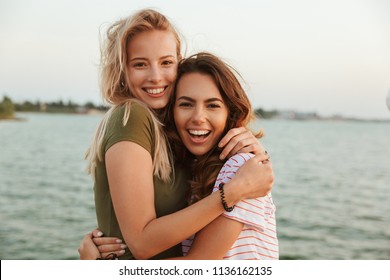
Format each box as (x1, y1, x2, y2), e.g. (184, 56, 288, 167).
(149, 101, 169, 109)
(189, 149, 208, 157)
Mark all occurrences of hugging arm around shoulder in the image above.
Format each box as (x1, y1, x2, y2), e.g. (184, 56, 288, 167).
(101, 103, 229, 259)
(107, 142, 233, 259)
(177, 153, 279, 260)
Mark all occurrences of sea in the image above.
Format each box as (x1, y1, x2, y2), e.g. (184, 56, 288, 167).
(0, 113, 389, 260)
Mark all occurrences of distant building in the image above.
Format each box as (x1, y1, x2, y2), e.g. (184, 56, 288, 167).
(39, 102, 47, 112)
(275, 110, 319, 120)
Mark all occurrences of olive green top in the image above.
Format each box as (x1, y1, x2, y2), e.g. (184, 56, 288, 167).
(94, 102, 189, 259)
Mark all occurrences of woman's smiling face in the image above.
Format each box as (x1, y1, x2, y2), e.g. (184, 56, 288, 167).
(126, 30, 179, 109)
(174, 72, 228, 157)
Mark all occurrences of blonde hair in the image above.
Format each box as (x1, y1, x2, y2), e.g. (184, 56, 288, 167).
(86, 9, 182, 182)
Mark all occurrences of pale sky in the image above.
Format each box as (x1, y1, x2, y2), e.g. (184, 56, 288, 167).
(1, 0, 390, 119)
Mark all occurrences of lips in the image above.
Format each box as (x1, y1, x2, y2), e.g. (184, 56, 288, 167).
(187, 129, 211, 144)
(143, 87, 167, 98)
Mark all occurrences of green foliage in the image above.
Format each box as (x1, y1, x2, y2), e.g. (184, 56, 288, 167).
(14, 100, 40, 111)
(254, 108, 278, 119)
(1, 96, 276, 120)
(0, 95, 15, 119)
(1, 96, 108, 115)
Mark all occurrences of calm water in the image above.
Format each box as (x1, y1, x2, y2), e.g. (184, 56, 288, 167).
(1, 113, 389, 260)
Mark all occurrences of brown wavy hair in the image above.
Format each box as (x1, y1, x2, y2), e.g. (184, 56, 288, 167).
(165, 52, 263, 203)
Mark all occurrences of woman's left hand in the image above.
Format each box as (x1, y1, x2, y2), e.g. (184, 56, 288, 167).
(91, 229, 127, 259)
(78, 232, 101, 260)
(218, 127, 264, 160)
(78, 230, 126, 260)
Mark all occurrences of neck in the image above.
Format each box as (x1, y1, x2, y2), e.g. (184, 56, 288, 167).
(152, 108, 165, 121)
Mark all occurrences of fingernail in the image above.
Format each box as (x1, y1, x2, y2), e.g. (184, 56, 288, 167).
(219, 154, 225, 160)
(116, 239, 123, 243)
(120, 244, 127, 249)
(97, 231, 103, 237)
(218, 142, 223, 147)
(119, 250, 125, 255)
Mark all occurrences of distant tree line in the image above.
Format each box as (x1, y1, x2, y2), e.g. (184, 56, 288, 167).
(1, 95, 279, 119)
(0, 95, 109, 118)
(0, 96, 15, 119)
(15, 100, 109, 113)
(254, 108, 279, 119)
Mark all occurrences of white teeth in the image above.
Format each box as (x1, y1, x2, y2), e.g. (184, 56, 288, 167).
(145, 88, 164, 95)
(189, 130, 210, 136)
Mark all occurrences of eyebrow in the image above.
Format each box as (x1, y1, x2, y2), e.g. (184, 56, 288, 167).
(176, 96, 224, 103)
(129, 55, 175, 62)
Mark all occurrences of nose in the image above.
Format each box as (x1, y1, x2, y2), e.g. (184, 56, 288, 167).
(191, 106, 206, 124)
(148, 65, 162, 83)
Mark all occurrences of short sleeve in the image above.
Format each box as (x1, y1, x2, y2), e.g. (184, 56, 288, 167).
(104, 102, 154, 156)
(213, 153, 274, 230)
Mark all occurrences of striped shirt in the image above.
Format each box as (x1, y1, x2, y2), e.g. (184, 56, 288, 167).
(182, 153, 279, 260)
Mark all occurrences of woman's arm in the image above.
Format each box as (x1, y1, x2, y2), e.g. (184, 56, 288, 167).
(170, 216, 244, 260)
(81, 216, 243, 260)
(107, 141, 225, 260)
(106, 142, 273, 260)
(170, 153, 273, 260)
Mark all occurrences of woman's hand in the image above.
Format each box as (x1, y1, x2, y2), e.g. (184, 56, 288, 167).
(223, 153, 274, 204)
(78, 229, 126, 260)
(218, 127, 264, 160)
(90, 229, 127, 259)
(78, 232, 101, 260)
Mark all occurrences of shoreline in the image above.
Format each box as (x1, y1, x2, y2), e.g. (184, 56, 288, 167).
(0, 116, 28, 122)
(3, 112, 389, 123)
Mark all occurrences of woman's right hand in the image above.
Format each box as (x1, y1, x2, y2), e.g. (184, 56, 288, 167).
(226, 152, 274, 202)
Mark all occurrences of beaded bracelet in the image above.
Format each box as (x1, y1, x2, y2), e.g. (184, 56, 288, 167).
(218, 183, 235, 212)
